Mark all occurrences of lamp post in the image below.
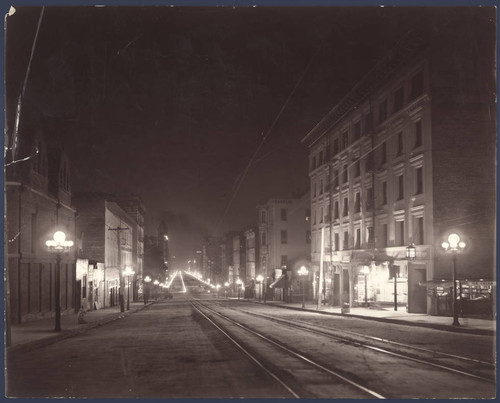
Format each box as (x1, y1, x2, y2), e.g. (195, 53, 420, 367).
(143, 275, 151, 304)
(442, 233, 466, 326)
(360, 265, 370, 307)
(224, 282, 229, 299)
(216, 284, 221, 298)
(298, 266, 309, 308)
(45, 230, 73, 332)
(123, 266, 135, 310)
(256, 275, 264, 303)
(236, 279, 242, 300)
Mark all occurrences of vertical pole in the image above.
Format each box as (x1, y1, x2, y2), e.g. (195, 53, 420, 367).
(452, 254, 460, 326)
(54, 252, 61, 332)
(302, 277, 305, 308)
(318, 227, 325, 310)
(364, 274, 368, 307)
(127, 276, 130, 311)
(394, 275, 398, 311)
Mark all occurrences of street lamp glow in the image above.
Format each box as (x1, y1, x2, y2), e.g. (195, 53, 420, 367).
(442, 232, 466, 326)
(298, 266, 309, 308)
(45, 230, 73, 332)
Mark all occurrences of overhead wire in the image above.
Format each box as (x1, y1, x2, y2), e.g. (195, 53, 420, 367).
(214, 41, 326, 235)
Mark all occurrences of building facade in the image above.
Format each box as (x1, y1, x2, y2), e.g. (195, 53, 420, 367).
(302, 14, 495, 315)
(257, 195, 311, 301)
(6, 128, 77, 325)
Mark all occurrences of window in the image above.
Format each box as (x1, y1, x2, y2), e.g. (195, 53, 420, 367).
(333, 138, 339, 155)
(396, 132, 403, 156)
(313, 182, 317, 198)
(343, 231, 349, 250)
(415, 216, 424, 245)
(342, 164, 348, 183)
(260, 211, 267, 223)
(355, 228, 361, 249)
(320, 179, 323, 194)
(394, 87, 404, 111)
(380, 142, 387, 164)
(382, 223, 388, 247)
(354, 192, 361, 213)
(414, 120, 423, 148)
(313, 210, 317, 225)
(333, 170, 339, 188)
(367, 226, 374, 244)
(261, 232, 267, 246)
(334, 201, 339, 219)
(382, 181, 388, 205)
(354, 121, 361, 141)
(378, 99, 387, 123)
(364, 112, 373, 132)
(281, 230, 288, 244)
(312, 156, 317, 170)
(325, 144, 331, 160)
(281, 255, 288, 268)
(411, 71, 424, 99)
(354, 160, 361, 177)
(31, 213, 37, 253)
(396, 220, 405, 246)
(281, 208, 287, 221)
(306, 230, 311, 244)
(343, 197, 349, 217)
(415, 167, 423, 195)
(366, 187, 373, 210)
(397, 174, 404, 200)
(320, 207, 324, 223)
(305, 209, 311, 221)
(334, 233, 340, 251)
(341, 131, 349, 150)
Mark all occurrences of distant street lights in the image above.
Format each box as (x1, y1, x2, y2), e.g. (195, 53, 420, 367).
(297, 266, 309, 308)
(236, 279, 242, 300)
(143, 276, 151, 304)
(123, 266, 135, 311)
(442, 233, 466, 326)
(45, 230, 73, 332)
(256, 274, 264, 303)
(360, 265, 370, 307)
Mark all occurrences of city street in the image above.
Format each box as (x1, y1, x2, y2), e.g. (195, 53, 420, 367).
(6, 293, 495, 399)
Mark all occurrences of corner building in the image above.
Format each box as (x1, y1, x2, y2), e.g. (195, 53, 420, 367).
(302, 11, 495, 315)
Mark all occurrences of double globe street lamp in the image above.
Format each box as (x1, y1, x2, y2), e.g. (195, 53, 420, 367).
(442, 233, 466, 326)
(143, 275, 152, 304)
(45, 230, 73, 332)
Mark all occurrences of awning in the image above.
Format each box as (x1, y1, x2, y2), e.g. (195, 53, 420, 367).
(269, 275, 286, 289)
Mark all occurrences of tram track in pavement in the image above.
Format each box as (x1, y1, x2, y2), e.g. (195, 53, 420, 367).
(190, 298, 387, 399)
(191, 298, 495, 399)
(212, 300, 495, 383)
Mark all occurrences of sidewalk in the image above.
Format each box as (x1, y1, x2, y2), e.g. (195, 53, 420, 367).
(256, 299, 496, 336)
(6, 301, 152, 356)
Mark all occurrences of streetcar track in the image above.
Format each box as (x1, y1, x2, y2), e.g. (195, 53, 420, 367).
(191, 298, 387, 399)
(216, 300, 495, 382)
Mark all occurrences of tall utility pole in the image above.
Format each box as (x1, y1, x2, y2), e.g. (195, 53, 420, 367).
(108, 226, 129, 313)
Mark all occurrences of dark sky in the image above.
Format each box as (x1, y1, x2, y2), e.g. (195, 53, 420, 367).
(4, 5, 478, 262)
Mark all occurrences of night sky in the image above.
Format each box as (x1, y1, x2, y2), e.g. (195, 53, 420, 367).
(4, 4, 474, 262)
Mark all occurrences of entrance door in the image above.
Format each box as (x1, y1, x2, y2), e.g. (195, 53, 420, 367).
(408, 265, 427, 313)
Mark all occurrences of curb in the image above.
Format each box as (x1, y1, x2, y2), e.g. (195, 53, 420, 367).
(6, 303, 153, 357)
(248, 300, 495, 337)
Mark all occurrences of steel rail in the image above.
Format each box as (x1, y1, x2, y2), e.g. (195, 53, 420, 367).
(216, 301, 495, 383)
(191, 298, 387, 399)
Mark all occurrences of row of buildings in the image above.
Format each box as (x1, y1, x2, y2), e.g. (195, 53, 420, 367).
(5, 9, 496, 328)
(193, 11, 496, 316)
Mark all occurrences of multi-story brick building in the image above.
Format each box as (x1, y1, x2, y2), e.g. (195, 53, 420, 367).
(257, 194, 311, 301)
(6, 127, 77, 325)
(302, 12, 495, 315)
(73, 193, 136, 310)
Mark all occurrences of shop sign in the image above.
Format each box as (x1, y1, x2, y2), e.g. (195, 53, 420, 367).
(342, 255, 351, 263)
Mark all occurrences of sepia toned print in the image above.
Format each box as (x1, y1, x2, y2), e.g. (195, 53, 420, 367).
(4, 4, 496, 399)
